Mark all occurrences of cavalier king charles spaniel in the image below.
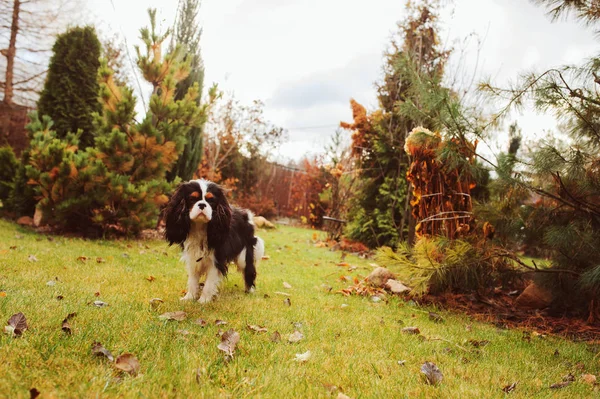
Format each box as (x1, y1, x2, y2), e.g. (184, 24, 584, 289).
(164, 179, 265, 303)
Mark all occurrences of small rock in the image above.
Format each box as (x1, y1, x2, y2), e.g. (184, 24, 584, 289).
(366, 267, 396, 288)
(514, 282, 552, 310)
(385, 279, 411, 294)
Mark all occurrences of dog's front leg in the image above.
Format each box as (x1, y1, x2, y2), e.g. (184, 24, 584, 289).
(181, 261, 200, 301)
(198, 264, 222, 304)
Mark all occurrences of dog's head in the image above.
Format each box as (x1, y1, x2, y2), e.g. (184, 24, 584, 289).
(163, 179, 232, 246)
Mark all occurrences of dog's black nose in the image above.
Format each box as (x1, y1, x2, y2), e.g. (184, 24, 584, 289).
(198, 203, 206, 210)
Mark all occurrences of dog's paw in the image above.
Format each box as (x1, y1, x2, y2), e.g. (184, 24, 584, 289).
(180, 292, 196, 301)
(197, 295, 213, 304)
(245, 286, 256, 294)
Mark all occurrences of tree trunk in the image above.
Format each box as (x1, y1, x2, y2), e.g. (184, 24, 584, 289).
(3, 0, 20, 105)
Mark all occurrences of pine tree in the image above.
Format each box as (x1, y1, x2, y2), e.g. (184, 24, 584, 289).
(37, 26, 102, 149)
(482, 0, 600, 319)
(166, 0, 207, 182)
(25, 9, 203, 236)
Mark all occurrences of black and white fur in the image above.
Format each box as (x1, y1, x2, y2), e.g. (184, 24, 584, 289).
(164, 179, 265, 303)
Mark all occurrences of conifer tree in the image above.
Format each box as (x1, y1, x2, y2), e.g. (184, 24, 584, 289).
(37, 26, 102, 149)
(25, 9, 204, 236)
(482, 0, 600, 319)
(166, 0, 207, 182)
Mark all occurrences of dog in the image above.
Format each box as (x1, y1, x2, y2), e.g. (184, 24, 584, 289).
(163, 179, 265, 303)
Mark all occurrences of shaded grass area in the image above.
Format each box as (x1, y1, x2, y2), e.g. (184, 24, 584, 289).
(0, 219, 598, 398)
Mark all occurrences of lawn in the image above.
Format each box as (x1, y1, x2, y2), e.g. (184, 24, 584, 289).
(0, 219, 598, 398)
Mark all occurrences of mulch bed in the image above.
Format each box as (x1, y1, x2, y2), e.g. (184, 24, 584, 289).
(418, 291, 600, 342)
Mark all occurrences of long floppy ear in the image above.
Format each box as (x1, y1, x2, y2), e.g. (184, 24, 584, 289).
(207, 185, 232, 247)
(163, 184, 190, 246)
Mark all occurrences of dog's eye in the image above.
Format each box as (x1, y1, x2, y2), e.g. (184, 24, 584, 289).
(190, 192, 200, 199)
(205, 192, 214, 200)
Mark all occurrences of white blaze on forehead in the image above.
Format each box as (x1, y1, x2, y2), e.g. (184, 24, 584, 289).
(195, 179, 209, 199)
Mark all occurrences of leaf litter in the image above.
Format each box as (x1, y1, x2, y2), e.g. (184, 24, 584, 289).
(218, 329, 240, 358)
(158, 311, 187, 321)
(114, 353, 141, 376)
(288, 330, 304, 343)
(91, 342, 114, 362)
(5, 312, 28, 336)
(421, 362, 443, 386)
(61, 312, 77, 335)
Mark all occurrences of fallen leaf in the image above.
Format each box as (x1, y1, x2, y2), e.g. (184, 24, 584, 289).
(91, 342, 114, 362)
(421, 362, 443, 386)
(398, 360, 406, 366)
(94, 291, 100, 297)
(158, 311, 187, 321)
(149, 298, 163, 308)
(61, 312, 77, 335)
(0, 292, 6, 297)
(56, 295, 64, 300)
(292, 322, 303, 330)
(77, 256, 88, 262)
(288, 330, 304, 343)
(29, 388, 40, 399)
(284, 298, 292, 306)
(215, 319, 227, 326)
(92, 300, 109, 307)
(177, 329, 193, 336)
(336, 393, 351, 399)
(46, 280, 56, 287)
(294, 350, 311, 363)
(0, 250, 8, 255)
(341, 304, 349, 308)
(274, 291, 290, 296)
(194, 319, 208, 327)
(146, 275, 155, 282)
(96, 257, 105, 263)
(283, 282, 292, 289)
(337, 262, 350, 267)
(271, 331, 282, 342)
(502, 382, 517, 393)
(261, 255, 270, 260)
(550, 381, 571, 389)
(401, 327, 421, 335)
(10, 246, 17, 250)
(582, 374, 597, 385)
(217, 329, 240, 358)
(553, 349, 560, 357)
(562, 373, 575, 382)
(6, 312, 28, 336)
(114, 353, 140, 376)
(247, 324, 268, 333)
(428, 312, 444, 323)
(28, 255, 38, 262)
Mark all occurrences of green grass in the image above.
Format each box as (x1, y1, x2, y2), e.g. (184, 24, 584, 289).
(0, 219, 598, 398)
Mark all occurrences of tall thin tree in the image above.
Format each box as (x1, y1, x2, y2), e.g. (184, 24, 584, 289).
(166, 0, 206, 182)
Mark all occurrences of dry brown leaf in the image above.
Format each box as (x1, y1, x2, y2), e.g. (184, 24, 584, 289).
(61, 312, 77, 335)
(215, 319, 227, 326)
(288, 330, 304, 343)
(549, 381, 571, 389)
(217, 329, 240, 358)
(428, 312, 444, 323)
(114, 353, 140, 376)
(77, 256, 88, 262)
(271, 331, 281, 342)
(159, 311, 187, 321)
(502, 382, 517, 393)
(582, 374, 597, 385)
(92, 300, 109, 307)
(146, 275, 155, 282)
(284, 298, 292, 306)
(0, 292, 6, 298)
(91, 342, 114, 362)
(468, 339, 490, 348)
(283, 282, 292, 289)
(421, 362, 443, 385)
(247, 324, 268, 334)
(96, 257, 105, 263)
(29, 388, 40, 399)
(6, 312, 28, 336)
(28, 255, 38, 262)
(149, 298, 163, 308)
(194, 319, 208, 327)
(402, 327, 420, 335)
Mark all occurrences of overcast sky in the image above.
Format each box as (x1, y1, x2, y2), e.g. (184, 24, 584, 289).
(85, 0, 600, 161)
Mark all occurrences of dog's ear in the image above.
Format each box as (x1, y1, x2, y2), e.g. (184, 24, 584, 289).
(207, 184, 232, 246)
(164, 183, 190, 246)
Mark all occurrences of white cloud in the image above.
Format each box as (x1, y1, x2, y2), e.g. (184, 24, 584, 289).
(84, 0, 600, 162)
